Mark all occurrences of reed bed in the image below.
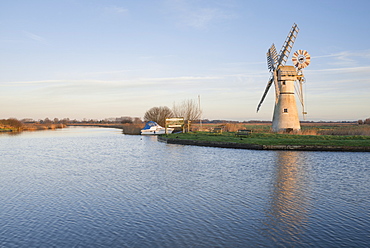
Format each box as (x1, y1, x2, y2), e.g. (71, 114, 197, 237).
(1, 119, 66, 132)
(245, 123, 370, 136)
(122, 123, 144, 135)
(23, 123, 66, 131)
(317, 125, 370, 136)
(193, 123, 370, 136)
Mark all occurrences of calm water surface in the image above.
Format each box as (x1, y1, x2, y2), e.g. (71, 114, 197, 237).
(0, 127, 369, 247)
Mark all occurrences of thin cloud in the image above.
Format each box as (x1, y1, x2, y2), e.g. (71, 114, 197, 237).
(2, 75, 221, 86)
(80, 70, 134, 76)
(1, 80, 64, 85)
(185, 8, 224, 29)
(309, 65, 370, 74)
(311, 54, 339, 59)
(104, 6, 128, 15)
(313, 50, 370, 66)
(23, 31, 47, 44)
(138, 75, 221, 81)
(166, 0, 236, 29)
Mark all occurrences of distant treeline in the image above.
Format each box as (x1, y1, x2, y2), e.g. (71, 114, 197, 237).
(20, 116, 143, 125)
(4, 117, 365, 126)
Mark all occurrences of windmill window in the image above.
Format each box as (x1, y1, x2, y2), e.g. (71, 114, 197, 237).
(282, 82, 286, 85)
(283, 108, 288, 113)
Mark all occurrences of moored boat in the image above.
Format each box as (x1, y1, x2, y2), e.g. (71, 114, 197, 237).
(140, 121, 173, 135)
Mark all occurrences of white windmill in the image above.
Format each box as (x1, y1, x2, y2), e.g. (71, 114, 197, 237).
(257, 23, 310, 132)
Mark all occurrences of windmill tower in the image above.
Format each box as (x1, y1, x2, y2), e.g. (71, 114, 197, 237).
(257, 23, 310, 132)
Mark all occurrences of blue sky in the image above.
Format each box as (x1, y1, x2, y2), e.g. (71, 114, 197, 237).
(1, 0, 369, 121)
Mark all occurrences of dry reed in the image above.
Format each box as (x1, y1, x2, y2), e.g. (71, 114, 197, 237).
(122, 123, 144, 135)
(23, 123, 66, 131)
(318, 125, 370, 136)
(221, 123, 244, 132)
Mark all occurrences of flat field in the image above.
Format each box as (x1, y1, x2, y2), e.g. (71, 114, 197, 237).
(166, 123, 370, 147)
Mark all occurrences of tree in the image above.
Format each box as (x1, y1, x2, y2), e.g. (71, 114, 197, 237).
(120, 116, 133, 124)
(172, 99, 202, 122)
(44, 117, 52, 124)
(133, 117, 142, 124)
(61, 118, 70, 124)
(0, 118, 23, 131)
(365, 118, 370, 125)
(144, 106, 173, 127)
(172, 99, 202, 132)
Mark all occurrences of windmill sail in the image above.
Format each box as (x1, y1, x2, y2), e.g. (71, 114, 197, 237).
(276, 23, 299, 67)
(256, 44, 279, 112)
(256, 23, 299, 113)
(267, 44, 278, 72)
(257, 77, 273, 113)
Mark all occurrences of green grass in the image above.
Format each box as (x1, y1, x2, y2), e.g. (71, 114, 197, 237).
(163, 132, 370, 147)
(0, 128, 15, 132)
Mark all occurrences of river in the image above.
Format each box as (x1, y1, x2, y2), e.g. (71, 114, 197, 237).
(0, 127, 369, 247)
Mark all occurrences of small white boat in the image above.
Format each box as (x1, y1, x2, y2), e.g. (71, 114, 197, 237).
(141, 121, 174, 135)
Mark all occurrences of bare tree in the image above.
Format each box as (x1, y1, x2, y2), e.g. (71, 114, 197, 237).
(144, 106, 173, 126)
(172, 99, 202, 131)
(172, 99, 202, 122)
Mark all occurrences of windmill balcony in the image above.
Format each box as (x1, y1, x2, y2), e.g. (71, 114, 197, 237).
(277, 66, 297, 81)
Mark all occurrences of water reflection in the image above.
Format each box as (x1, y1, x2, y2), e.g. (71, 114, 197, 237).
(1, 128, 369, 247)
(263, 151, 311, 246)
(0, 131, 22, 136)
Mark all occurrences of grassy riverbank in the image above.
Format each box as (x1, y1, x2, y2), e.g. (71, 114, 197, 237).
(163, 131, 370, 147)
